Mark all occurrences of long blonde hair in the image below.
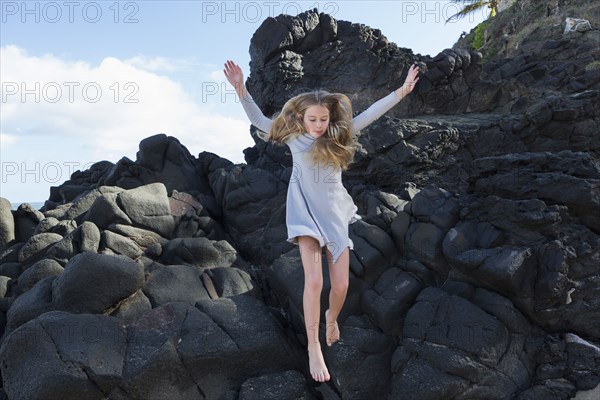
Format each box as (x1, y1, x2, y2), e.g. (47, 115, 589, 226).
(261, 90, 355, 171)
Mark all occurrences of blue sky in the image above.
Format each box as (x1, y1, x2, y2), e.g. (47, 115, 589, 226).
(0, 1, 487, 203)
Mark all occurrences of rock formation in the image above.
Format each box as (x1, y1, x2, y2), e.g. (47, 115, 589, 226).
(0, 0, 598, 399)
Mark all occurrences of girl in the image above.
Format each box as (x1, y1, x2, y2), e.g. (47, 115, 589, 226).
(224, 60, 419, 383)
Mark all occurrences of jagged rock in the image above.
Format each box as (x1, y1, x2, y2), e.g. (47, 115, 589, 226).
(361, 267, 423, 335)
(349, 219, 399, 284)
(247, 9, 419, 117)
(449, 193, 600, 340)
(407, 185, 460, 230)
(13, 204, 44, 244)
(564, 333, 600, 390)
(391, 287, 540, 399)
(189, 295, 302, 398)
(48, 161, 114, 204)
(116, 134, 207, 194)
(0, 311, 126, 400)
(116, 303, 206, 399)
(238, 370, 316, 400)
(443, 221, 534, 294)
(350, 187, 408, 230)
(267, 250, 307, 325)
(48, 135, 211, 205)
(470, 151, 600, 232)
(405, 221, 446, 275)
(206, 162, 289, 265)
(119, 297, 300, 399)
(324, 315, 394, 399)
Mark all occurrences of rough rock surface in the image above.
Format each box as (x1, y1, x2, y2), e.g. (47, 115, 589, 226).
(0, 0, 598, 398)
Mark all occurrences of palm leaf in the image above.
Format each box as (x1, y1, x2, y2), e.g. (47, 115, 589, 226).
(446, 0, 498, 23)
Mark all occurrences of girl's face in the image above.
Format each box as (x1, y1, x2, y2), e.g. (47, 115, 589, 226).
(302, 105, 330, 139)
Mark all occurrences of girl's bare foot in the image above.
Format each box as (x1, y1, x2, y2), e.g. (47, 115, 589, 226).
(307, 342, 330, 382)
(325, 309, 340, 346)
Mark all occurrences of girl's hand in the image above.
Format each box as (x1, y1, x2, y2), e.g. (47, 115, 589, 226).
(223, 60, 245, 97)
(395, 64, 420, 98)
(402, 64, 420, 93)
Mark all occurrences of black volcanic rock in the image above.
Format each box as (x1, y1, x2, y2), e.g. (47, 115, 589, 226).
(247, 9, 419, 118)
(0, 199, 14, 248)
(0, 311, 126, 400)
(0, 0, 599, 398)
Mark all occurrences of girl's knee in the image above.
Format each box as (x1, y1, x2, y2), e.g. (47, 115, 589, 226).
(331, 278, 348, 294)
(305, 273, 323, 292)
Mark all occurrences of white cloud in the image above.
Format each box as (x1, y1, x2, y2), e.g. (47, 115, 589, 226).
(209, 68, 226, 81)
(0, 133, 18, 148)
(123, 55, 194, 73)
(0, 45, 254, 166)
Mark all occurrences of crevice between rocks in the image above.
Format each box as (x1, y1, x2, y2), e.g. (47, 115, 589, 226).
(176, 308, 207, 399)
(40, 321, 108, 397)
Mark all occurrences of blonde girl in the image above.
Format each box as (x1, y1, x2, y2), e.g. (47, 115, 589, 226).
(224, 60, 419, 383)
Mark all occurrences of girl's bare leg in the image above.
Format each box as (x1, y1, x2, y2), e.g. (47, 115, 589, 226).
(325, 246, 349, 346)
(298, 236, 330, 382)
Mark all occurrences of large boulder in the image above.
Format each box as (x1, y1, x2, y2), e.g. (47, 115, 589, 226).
(17, 232, 63, 265)
(16, 258, 64, 295)
(52, 252, 145, 314)
(119, 296, 301, 399)
(0, 311, 126, 400)
(117, 183, 175, 238)
(13, 204, 44, 244)
(0, 198, 15, 248)
(391, 287, 540, 399)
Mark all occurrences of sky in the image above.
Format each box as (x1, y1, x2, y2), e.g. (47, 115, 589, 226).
(0, 0, 488, 203)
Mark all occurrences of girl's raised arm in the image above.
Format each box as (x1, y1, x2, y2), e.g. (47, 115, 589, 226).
(224, 60, 273, 135)
(351, 64, 420, 132)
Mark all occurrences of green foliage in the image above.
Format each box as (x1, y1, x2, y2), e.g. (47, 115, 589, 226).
(585, 61, 600, 71)
(471, 20, 490, 49)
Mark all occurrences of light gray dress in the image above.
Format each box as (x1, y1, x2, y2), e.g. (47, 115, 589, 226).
(240, 91, 402, 264)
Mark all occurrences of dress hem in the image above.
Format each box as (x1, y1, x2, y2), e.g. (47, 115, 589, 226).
(287, 235, 353, 264)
